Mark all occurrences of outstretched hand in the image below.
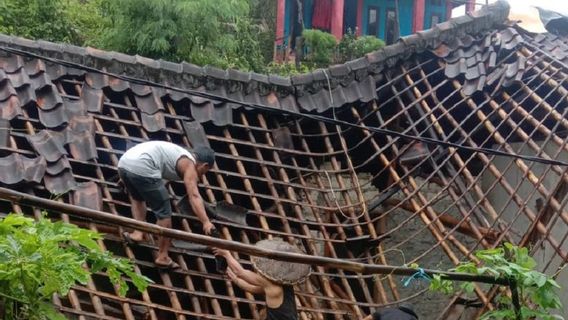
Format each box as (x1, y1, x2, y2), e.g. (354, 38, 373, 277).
(213, 247, 230, 257)
(226, 268, 237, 281)
(202, 221, 215, 235)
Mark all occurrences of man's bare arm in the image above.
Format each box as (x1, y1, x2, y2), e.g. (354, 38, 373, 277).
(227, 268, 264, 294)
(216, 249, 265, 286)
(179, 158, 214, 234)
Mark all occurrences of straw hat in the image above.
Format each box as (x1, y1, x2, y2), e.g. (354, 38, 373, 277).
(251, 239, 311, 285)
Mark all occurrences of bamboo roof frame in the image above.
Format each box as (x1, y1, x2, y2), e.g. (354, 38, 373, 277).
(0, 2, 567, 318)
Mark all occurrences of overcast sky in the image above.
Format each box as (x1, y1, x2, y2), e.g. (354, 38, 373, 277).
(452, 0, 568, 32)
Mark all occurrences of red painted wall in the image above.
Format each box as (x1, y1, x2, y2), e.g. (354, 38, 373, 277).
(356, 0, 363, 36)
(413, 0, 426, 32)
(276, 0, 286, 45)
(330, 0, 345, 40)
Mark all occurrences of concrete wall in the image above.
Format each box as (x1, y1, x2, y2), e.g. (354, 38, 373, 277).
(380, 177, 478, 320)
(303, 146, 568, 319)
(480, 141, 568, 315)
(305, 162, 477, 319)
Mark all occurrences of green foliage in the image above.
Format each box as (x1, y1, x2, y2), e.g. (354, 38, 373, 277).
(302, 29, 338, 67)
(65, 0, 112, 47)
(298, 28, 384, 69)
(338, 29, 385, 62)
(0, 0, 81, 43)
(264, 61, 311, 76)
(0, 213, 152, 320)
(97, 0, 265, 71)
(0, 0, 385, 75)
(429, 243, 564, 320)
(248, 0, 277, 64)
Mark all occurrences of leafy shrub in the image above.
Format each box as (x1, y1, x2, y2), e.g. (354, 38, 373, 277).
(0, 213, 152, 320)
(98, 0, 266, 72)
(264, 61, 311, 76)
(430, 243, 564, 320)
(338, 29, 385, 62)
(0, 0, 81, 43)
(302, 29, 337, 67)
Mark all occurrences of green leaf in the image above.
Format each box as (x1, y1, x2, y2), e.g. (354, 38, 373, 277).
(460, 282, 475, 294)
(480, 309, 515, 320)
(0, 212, 150, 319)
(429, 243, 563, 320)
(38, 301, 67, 320)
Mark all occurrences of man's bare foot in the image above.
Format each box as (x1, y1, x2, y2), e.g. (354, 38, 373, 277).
(155, 257, 180, 270)
(123, 231, 144, 244)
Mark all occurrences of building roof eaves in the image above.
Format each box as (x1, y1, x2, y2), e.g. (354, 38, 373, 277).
(0, 1, 510, 113)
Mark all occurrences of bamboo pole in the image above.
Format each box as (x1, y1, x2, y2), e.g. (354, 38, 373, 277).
(248, 115, 328, 320)
(240, 113, 319, 319)
(122, 94, 188, 320)
(401, 66, 499, 248)
(255, 114, 346, 319)
(0, 186, 514, 286)
(382, 199, 498, 241)
(20, 102, 100, 320)
(440, 80, 567, 259)
(346, 106, 495, 307)
(91, 106, 158, 320)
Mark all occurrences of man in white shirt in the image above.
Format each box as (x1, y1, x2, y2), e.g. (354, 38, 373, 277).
(118, 141, 216, 269)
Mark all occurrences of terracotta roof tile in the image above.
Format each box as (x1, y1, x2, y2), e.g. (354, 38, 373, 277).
(6, 68, 31, 88)
(182, 120, 210, 147)
(0, 153, 45, 184)
(133, 90, 164, 114)
(36, 84, 63, 111)
(67, 133, 97, 161)
(0, 95, 21, 120)
(80, 84, 104, 113)
(45, 156, 71, 175)
(0, 78, 17, 101)
(27, 130, 67, 162)
(140, 111, 166, 132)
(43, 168, 76, 194)
(0, 119, 8, 149)
(72, 181, 102, 211)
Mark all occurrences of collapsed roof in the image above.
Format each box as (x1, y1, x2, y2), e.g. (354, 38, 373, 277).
(0, 1, 567, 319)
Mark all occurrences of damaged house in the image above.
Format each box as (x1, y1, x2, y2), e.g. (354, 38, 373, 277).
(0, 1, 567, 319)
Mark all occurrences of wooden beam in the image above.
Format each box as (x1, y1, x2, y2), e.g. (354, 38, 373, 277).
(0, 186, 513, 286)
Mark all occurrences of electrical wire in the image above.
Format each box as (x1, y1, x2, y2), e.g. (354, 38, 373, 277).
(322, 69, 367, 220)
(3, 45, 568, 167)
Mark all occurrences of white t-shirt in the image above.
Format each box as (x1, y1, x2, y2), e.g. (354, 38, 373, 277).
(118, 141, 195, 180)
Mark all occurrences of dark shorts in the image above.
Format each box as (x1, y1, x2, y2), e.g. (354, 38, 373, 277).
(118, 168, 172, 220)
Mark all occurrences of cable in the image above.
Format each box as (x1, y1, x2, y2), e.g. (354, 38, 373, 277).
(322, 69, 367, 220)
(3, 45, 568, 167)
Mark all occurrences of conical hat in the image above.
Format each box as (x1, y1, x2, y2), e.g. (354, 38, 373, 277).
(251, 239, 311, 285)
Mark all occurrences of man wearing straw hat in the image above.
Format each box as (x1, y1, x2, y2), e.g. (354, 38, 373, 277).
(214, 239, 311, 320)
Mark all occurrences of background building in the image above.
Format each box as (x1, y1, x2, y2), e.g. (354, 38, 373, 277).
(275, 0, 474, 50)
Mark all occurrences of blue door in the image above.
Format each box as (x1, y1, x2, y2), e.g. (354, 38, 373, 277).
(343, 0, 359, 34)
